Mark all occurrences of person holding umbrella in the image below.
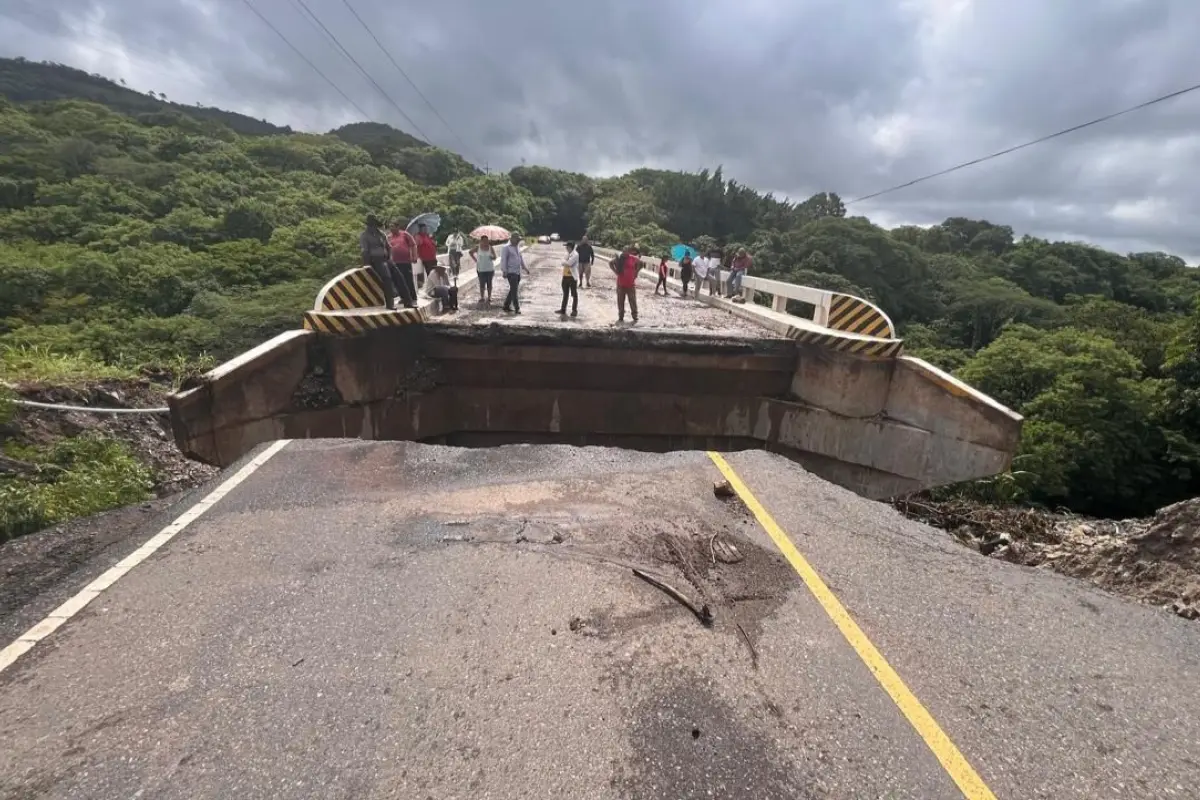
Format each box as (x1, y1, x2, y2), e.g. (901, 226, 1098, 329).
(500, 233, 529, 314)
(469, 234, 497, 306)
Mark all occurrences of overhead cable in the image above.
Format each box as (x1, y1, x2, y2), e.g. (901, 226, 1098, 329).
(339, 0, 474, 160)
(240, 0, 372, 121)
(290, 0, 434, 143)
(847, 80, 1200, 204)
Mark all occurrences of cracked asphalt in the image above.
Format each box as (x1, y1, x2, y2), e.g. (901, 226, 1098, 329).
(2, 441, 1200, 799)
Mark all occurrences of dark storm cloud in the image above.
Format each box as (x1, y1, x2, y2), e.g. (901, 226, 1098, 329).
(3, 0, 1200, 260)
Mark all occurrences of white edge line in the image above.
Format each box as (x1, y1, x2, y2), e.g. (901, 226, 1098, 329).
(0, 439, 293, 676)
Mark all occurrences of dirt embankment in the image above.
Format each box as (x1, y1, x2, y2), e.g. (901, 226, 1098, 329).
(5, 379, 216, 496)
(896, 496, 1200, 620)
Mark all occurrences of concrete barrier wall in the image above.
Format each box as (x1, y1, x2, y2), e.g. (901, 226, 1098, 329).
(169, 323, 1023, 500)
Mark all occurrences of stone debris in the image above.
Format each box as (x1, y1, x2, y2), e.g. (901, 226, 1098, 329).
(897, 496, 1200, 620)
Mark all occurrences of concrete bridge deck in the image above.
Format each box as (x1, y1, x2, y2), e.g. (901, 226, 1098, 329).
(437, 243, 789, 340)
(4, 439, 1200, 799)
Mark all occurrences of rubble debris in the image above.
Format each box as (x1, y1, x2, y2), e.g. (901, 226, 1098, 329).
(897, 495, 1200, 621)
(713, 480, 735, 499)
(632, 568, 714, 627)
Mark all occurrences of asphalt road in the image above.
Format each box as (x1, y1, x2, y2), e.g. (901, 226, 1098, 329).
(440, 243, 783, 338)
(2, 441, 1200, 799)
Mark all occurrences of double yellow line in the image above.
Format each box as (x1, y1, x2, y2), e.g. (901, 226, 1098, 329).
(708, 452, 998, 800)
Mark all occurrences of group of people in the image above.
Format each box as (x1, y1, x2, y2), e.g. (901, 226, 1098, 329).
(675, 247, 753, 301)
(359, 215, 457, 311)
(360, 214, 753, 323)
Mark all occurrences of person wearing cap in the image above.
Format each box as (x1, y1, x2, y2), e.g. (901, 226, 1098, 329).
(425, 263, 459, 313)
(558, 241, 580, 317)
(500, 233, 529, 313)
(360, 215, 414, 310)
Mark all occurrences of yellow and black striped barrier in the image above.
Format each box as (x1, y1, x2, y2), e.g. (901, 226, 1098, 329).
(791, 328, 904, 359)
(827, 294, 896, 340)
(316, 266, 386, 311)
(302, 264, 432, 336)
(302, 306, 429, 336)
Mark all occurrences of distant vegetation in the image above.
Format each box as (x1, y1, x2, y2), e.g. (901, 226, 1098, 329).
(1, 56, 1198, 521)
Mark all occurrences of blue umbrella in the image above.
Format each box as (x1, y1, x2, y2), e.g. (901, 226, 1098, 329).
(671, 243, 698, 262)
(407, 211, 441, 237)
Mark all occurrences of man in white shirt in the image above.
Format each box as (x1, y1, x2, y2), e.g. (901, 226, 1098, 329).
(445, 231, 465, 278)
(558, 241, 581, 317)
(691, 254, 708, 299)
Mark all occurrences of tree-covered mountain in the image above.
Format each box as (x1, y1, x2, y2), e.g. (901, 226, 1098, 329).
(1, 59, 1198, 519)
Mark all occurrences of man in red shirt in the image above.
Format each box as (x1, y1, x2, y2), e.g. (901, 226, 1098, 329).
(415, 223, 438, 289)
(611, 243, 642, 323)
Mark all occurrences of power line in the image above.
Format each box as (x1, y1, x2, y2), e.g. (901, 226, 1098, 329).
(847, 80, 1200, 205)
(339, 0, 473, 159)
(240, 0, 371, 121)
(289, 0, 434, 144)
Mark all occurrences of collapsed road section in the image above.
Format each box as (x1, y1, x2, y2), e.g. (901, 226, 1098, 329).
(168, 320, 1020, 499)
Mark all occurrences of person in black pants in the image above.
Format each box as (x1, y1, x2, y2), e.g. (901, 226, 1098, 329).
(360, 215, 414, 310)
(559, 241, 580, 317)
(679, 253, 694, 297)
(501, 233, 528, 313)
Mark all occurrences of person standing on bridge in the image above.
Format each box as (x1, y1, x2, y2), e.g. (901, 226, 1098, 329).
(501, 233, 529, 314)
(387, 220, 419, 307)
(559, 241, 580, 317)
(679, 252, 694, 297)
(706, 250, 723, 296)
(654, 255, 670, 296)
(576, 235, 595, 288)
(469, 234, 496, 306)
(690, 252, 708, 299)
(728, 247, 752, 301)
(445, 230, 465, 279)
(416, 223, 438, 290)
(361, 216, 414, 311)
(612, 243, 642, 323)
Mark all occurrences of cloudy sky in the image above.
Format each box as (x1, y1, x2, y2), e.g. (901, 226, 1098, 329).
(3, 0, 1200, 261)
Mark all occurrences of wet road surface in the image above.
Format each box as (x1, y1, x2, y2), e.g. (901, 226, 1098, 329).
(2, 441, 1200, 799)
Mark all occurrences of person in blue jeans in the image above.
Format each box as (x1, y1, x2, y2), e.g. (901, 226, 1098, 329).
(501, 233, 529, 313)
(728, 248, 752, 300)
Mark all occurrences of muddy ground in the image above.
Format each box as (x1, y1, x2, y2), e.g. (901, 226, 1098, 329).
(896, 495, 1200, 620)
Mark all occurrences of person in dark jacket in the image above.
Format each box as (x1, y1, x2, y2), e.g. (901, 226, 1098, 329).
(359, 215, 414, 310)
(679, 252, 694, 297)
(576, 235, 595, 288)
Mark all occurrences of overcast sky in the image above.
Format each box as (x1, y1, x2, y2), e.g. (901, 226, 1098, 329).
(3, 0, 1200, 262)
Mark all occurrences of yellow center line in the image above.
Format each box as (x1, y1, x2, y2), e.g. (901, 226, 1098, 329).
(707, 452, 998, 800)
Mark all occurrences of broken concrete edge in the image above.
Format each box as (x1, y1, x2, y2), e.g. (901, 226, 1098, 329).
(168, 324, 1024, 499)
(899, 355, 1023, 424)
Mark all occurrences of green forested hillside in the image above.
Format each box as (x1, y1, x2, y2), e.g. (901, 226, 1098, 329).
(1, 59, 1198, 520)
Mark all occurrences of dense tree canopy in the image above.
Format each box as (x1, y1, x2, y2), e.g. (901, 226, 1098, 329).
(2, 58, 1198, 517)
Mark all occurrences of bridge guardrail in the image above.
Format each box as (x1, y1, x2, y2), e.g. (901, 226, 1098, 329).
(592, 246, 902, 357)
